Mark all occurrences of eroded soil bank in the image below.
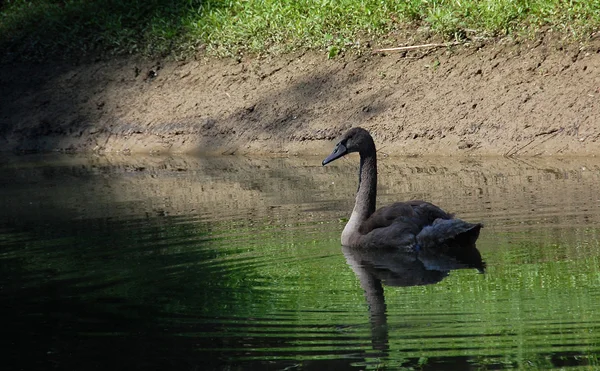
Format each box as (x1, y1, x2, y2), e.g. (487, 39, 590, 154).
(2, 36, 600, 157)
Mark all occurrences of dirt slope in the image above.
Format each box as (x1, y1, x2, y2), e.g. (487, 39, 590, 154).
(2, 35, 600, 156)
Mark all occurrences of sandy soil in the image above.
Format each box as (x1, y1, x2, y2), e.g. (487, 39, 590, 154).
(2, 35, 600, 157)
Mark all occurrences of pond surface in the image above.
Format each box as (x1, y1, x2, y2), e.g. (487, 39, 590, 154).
(2, 154, 600, 370)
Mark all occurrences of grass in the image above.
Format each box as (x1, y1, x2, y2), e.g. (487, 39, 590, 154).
(1, 0, 600, 61)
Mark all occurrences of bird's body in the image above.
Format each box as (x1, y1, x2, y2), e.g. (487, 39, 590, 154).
(322, 127, 482, 263)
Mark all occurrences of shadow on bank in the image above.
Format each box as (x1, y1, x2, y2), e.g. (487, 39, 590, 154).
(1, 1, 391, 154)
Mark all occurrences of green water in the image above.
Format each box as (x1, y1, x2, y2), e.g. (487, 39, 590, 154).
(1, 155, 600, 370)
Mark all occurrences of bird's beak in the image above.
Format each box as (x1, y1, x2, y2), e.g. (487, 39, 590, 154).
(322, 143, 347, 166)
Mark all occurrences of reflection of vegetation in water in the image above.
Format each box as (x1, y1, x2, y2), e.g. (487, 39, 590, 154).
(380, 230, 600, 369)
(3, 211, 600, 369)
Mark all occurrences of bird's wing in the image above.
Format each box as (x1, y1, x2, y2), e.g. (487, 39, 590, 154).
(358, 200, 453, 235)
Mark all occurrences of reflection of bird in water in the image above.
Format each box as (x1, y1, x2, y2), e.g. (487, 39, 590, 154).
(342, 239, 485, 354)
(322, 127, 483, 255)
(343, 236, 485, 290)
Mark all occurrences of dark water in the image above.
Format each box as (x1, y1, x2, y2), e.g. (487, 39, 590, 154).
(2, 155, 600, 370)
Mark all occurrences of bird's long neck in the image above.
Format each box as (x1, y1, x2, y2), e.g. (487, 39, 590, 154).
(356, 153, 377, 218)
(342, 148, 377, 245)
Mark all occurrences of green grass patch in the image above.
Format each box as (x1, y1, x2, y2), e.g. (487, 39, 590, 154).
(1, 0, 600, 61)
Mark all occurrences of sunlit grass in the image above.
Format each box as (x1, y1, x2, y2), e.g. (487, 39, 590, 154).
(1, 0, 600, 60)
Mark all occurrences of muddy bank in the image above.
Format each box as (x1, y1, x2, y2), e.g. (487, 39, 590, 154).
(2, 36, 600, 156)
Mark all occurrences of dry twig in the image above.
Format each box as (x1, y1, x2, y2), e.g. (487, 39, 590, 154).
(373, 42, 461, 54)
